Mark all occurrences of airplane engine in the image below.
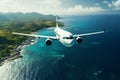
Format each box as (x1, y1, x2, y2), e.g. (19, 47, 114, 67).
(45, 39, 52, 45)
(76, 37, 83, 44)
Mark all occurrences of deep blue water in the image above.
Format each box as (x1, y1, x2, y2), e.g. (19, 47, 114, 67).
(0, 15, 120, 80)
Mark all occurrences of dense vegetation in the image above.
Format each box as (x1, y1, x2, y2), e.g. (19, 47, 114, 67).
(0, 12, 62, 59)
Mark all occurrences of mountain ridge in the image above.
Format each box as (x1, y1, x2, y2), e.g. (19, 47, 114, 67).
(0, 12, 56, 23)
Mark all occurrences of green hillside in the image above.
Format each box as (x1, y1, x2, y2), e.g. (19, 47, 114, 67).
(0, 12, 55, 23)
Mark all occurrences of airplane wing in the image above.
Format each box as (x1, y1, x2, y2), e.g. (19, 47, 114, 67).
(12, 32, 58, 40)
(73, 31, 104, 37)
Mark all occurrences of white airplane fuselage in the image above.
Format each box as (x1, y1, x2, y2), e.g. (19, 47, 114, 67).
(54, 27, 74, 47)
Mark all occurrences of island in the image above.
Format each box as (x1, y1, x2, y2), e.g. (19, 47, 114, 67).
(0, 12, 63, 66)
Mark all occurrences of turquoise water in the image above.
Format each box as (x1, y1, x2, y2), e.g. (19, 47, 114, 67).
(0, 15, 120, 80)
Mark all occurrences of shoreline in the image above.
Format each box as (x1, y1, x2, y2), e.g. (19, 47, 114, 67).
(0, 37, 36, 66)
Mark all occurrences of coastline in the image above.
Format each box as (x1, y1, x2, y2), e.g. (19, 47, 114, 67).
(0, 37, 36, 66)
(0, 26, 55, 66)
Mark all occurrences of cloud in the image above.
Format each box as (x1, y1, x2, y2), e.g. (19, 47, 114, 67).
(112, 0, 120, 10)
(103, 0, 109, 4)
(0, 0, 104, 15)
(38, 4, 104, 15)
(61, 5, 104, 15)
(0, 0, 34, 12)
(101, 0, 120, 10)
(112, 0, 120, 7)
(108, 3, 112, 8)
(94, 3, 99, 6)
(102, 1, 112, 8)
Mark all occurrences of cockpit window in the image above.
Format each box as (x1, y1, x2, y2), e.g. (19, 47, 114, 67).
(70, 36, 73, 39)
(63, 36, 73, 39)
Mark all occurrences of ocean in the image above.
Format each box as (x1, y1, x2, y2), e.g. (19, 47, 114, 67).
(0, 15, 120, 80)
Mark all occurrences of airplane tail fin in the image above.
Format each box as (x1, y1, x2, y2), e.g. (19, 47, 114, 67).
(56, 16, 59, 28)
(56, 23, 59, 28)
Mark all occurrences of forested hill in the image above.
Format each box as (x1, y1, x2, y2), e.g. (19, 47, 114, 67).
(0, 12, 55, 23)
(0, 12, 61, 33)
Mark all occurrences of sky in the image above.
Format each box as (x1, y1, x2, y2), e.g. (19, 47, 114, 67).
(0, 0, 120, 15)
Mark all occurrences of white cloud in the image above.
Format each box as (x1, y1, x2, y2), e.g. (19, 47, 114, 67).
(101, 0, 120, 10)
(112, 0, 120, 7)
(102, 1, 113, 8)
(112, 0, 120, 10)
(94, 3, 99, 6)
(61, 5, 104, 15)
(103, 1, 109, 4)
(0, 0, 104, 15)
(108, 3, 112, 8)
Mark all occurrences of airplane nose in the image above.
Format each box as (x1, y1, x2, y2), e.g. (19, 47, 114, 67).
(69, 40, 73, 44)
(61, 39, 74, 47)
(66, 40, 74, 46)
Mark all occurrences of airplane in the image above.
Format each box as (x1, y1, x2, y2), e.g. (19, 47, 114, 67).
(12, 17, 105, 47)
